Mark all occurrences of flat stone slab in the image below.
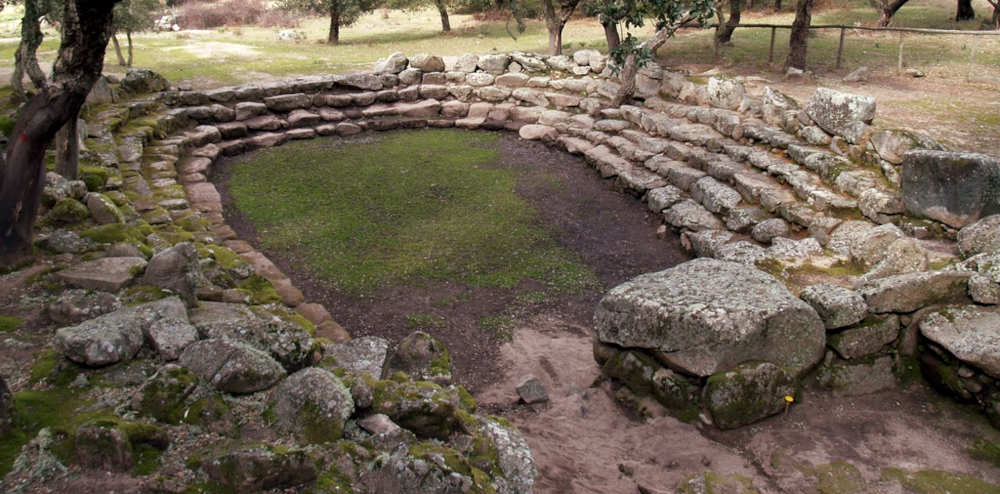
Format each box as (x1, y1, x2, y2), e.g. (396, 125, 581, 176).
(920, 306, 1000, 378)
(594, 258, 825, 377)
(322, 336, 389, 378)
(56, 256, 147, 292)
(860, 270, 971, 314)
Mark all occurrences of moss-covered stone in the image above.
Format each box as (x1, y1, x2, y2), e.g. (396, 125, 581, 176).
(703, 361, 797, 430)
(597, 343, 698, 420)
(676, 472, 759, 494)
(79, 166, 115, 192)
(237, 274, 282, 304)
(44, 198, 90, 226)
(370, 375, 475, 440)
(133, 365, 199, 424)
(881, 467, 1000, 494)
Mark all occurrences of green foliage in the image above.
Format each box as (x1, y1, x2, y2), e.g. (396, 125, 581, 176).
(277, 0, 377, 39)
(586, 0, 714, 70)
(228, 130, 597, 297)
(113, 0, 159, 34)
(0, 314, 22, 332)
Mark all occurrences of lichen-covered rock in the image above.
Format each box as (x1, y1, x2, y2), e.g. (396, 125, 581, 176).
(827, 315, 899, 359)
(515, 376, 548, 404)
(958, 214, 1000, 257)
(121, 68, 169, 93)
(322, 336, 389, 377)
(74, 422, 133, 472)
(145, 315, 199, 361)
(374, 52, 409, 74)
(663, 199, 725, 232)
(0, 376, 12, 435)
(646, 185, 684, 213)
(142, 242, 203, 308)
(35, 229, 93, 254)
(850, 223, 905, 268)
(85, 193, 125, 225)
(202, 446, 317, 492)
(454, 53, 478, 72)
(594, 259, 825, 377)
(804, 88, 875, 143)
(179, 338, 286, 393)
(383, 331, 453, 385)
(860, 271, 971, 314)
(47, 289, 122, 325)
(409, 53, 445, 72)
(55, 296, 187, 367)
(478, 54, 511, 74)
(870, 128, 942, 165)
(691, 176, 741, 214)
(270, 367, 354, 443)
(477, 416, 537, 494)
(56, 256, 148, 292)
(45, 198, 89, 225)
(594, 343, 696, 414)
(132, 364, 200, 423)
(372, 377, 473, 440)
(799, 284, 868, 330)
(902, 150, 1000, 228)
(706, 77, 745, 110)
(751, 218, 790, 244)
(189, 301, 316, 371)
(920, 306, 1000, 378)
(816, 355, 897, 396)
(859, 237, 929, 283)
(703, 361, 796, 429)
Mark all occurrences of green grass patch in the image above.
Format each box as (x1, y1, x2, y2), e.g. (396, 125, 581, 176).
(881, 467, 1000, 494)
(228, 129, 596, 297)
(970, 438, 1000, 468)
(405, 313, 446, 329)
(0, 315, 22, 332)
(477, 315, 515, 340)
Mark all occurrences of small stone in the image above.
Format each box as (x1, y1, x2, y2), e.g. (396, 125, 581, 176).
(751, 218, 790, 244)
(203, 446, 317, 492)
(827, 314, 899, 359)
(799, 284, 868, 330)
(516, 375, 548, 404)
(179, 338, 286, 394)
(56, 256, 148, 292)
(358, 413, 401, 436)
(85, 193, 125, 225)
(75, 422, 133, 472)
(270, 367, 354, 443)
(47, 289, 122, 325)
(382, 331, 452, 385)
(920, 306, 1000, 378)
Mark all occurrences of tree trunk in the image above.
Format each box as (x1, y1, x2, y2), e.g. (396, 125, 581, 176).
(0, 0, 120, 267)
(787, 0, 813, 70)
(55, 116, 80, 180)
(956, 0, 975, 20)
(775, 0, 782, 9)
(547, 22, 564, 54)
(328, 9, 340, 44)
(542, 0, 580, 55)
(126, 30, 134, 66)
(434, 0, 451, 32)
(12, 0, 48, 103)
(876, 0, 911, 26)
(602, 19, 620, 51)
(111, 34, 127, 66)
(612, 24, 683, 106)
(716, 0, 742, 44)
(993, 4, 999, 28)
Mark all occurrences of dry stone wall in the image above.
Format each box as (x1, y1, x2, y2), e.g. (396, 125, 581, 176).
(63, 49, 1000, 437)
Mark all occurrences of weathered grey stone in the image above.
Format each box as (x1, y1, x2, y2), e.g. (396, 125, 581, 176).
(475, 86, 511, 102)
(827, 220, 875, 257)
(55, 297, 187, 367)
(189, 302, 315, 371)
(203, 446, 316, 492)
(270, 367, 354, 443)
(287, 109, 321, 127)
(663, 200, 724, 232)
(902, 150, 1000, 228)
(827, 314, 899, 359)
(706, 77, 745, 110)
(804, 87, 876, 143)
(646, 185, 684, 212)
(800, 284, 868, 330)
(454, 53, 478, 72)
(477, 416, 537, 494)
(920, 306, 1000, 378)
(374, 52, 409, 74)
(322, 336, 389, 377)
(382, 331, 452, 385)
(751, 218, 790, 244)
(703, 362, 796, 429)
(179, 338, 285, 393)
(511, 88, 548, 107)
(860, 270, 972, 313)
(859, 237, 929, 282)
(715, 240, 772, 265)
(85, 193, 124, 225)
(871, 128, 942, 165)
(465, 72, 494, 87)
(516, 375, 549, 404)
(142, 242, 202, 308)
(75, 422, 136, 472)
(958, 214, 1000, 257)
(121, 68, 168, 93)
(478, 54, 511, 74)
(409, 53, 445, 72)
(48, 289, 122, 325)
(371, 378, 468, 439)
(56, 256, 147, 292)
(683, 230, 735, 258)
(690, 176, 741, 214)
(851, 223, 905, 268)
(594, 258, 825, 377)
(518, 124, 557, 141)
(768, 237, 822, 259)
(816, 355, 897, 396)
(36, 229, 92, 254)
(145, 316, 199, 361)
(859, 188, 905, 223)
(235, 101, 267, 120)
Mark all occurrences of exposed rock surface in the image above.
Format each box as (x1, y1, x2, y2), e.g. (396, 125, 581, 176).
(55, 297, 188, 367)
(270, 367, 354, 443)
(47, 289, 122, 325)
(178, 338, 286, 393)
(142, 242, 202, 307)
(804, 87, 875, 143)
(799, 284, 868, 330)
(860, 271, 971, 313)
(827, 315, 900, 359)
(920, 306, 1000, 378)
(516, 375, 548, 404)
(594, 259, 825, 377)
(323, 336, 389, 377)
(56, 256, 147, 292)
(958, 214, 1000, 257)
(202, 446, 317, 492)
(382, 331, 452, 385)
(703, 362, 796, 430)
(902, 150, 1000, 228)
(188, 301, 315, 371)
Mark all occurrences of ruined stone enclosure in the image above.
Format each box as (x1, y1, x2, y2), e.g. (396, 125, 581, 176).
(4, 49, 1000, 493)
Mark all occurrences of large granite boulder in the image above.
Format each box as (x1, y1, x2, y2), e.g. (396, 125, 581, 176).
(860, 270, 971, 313)
(804, 88, 876, 143)
(55, 296, 189, 367)
(322, 336, 389, 377)
(799, 284, 867, 330)
(179, 338, 285, 394)
(188, 302, 316, 371)
(920, 306, 1000, 378)
(901, 150, 1000, 228)
(374, 52, 408, 74)
(56, 256, 147, 292)
(958, 214, 1000, 257)
(594, 259, 826, 377)
(120, 68, 169, 94)
(269, 367, 354, 443)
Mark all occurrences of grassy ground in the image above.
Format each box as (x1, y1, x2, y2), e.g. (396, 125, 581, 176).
(227, 129, 596, 297)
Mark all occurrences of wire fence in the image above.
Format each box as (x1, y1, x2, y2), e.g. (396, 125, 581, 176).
(712, 22, 1000, 79)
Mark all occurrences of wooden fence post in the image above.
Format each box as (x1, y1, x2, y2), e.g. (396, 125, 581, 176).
(968, 35, 979, 82)
(836, 27, 846, 69)
(897, 32, 904, 73)
(768, 26, 776, 63)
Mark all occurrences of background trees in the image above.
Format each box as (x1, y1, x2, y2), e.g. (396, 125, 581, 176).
(277, 0, 377, 43)
(541, 0, 582, 54)
(111, 0, 159, 67)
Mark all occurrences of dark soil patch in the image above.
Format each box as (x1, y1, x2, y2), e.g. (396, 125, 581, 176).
(214, 130, 690, 392)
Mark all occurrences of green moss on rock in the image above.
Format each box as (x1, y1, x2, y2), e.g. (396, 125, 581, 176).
(45, 198, 90, 226)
